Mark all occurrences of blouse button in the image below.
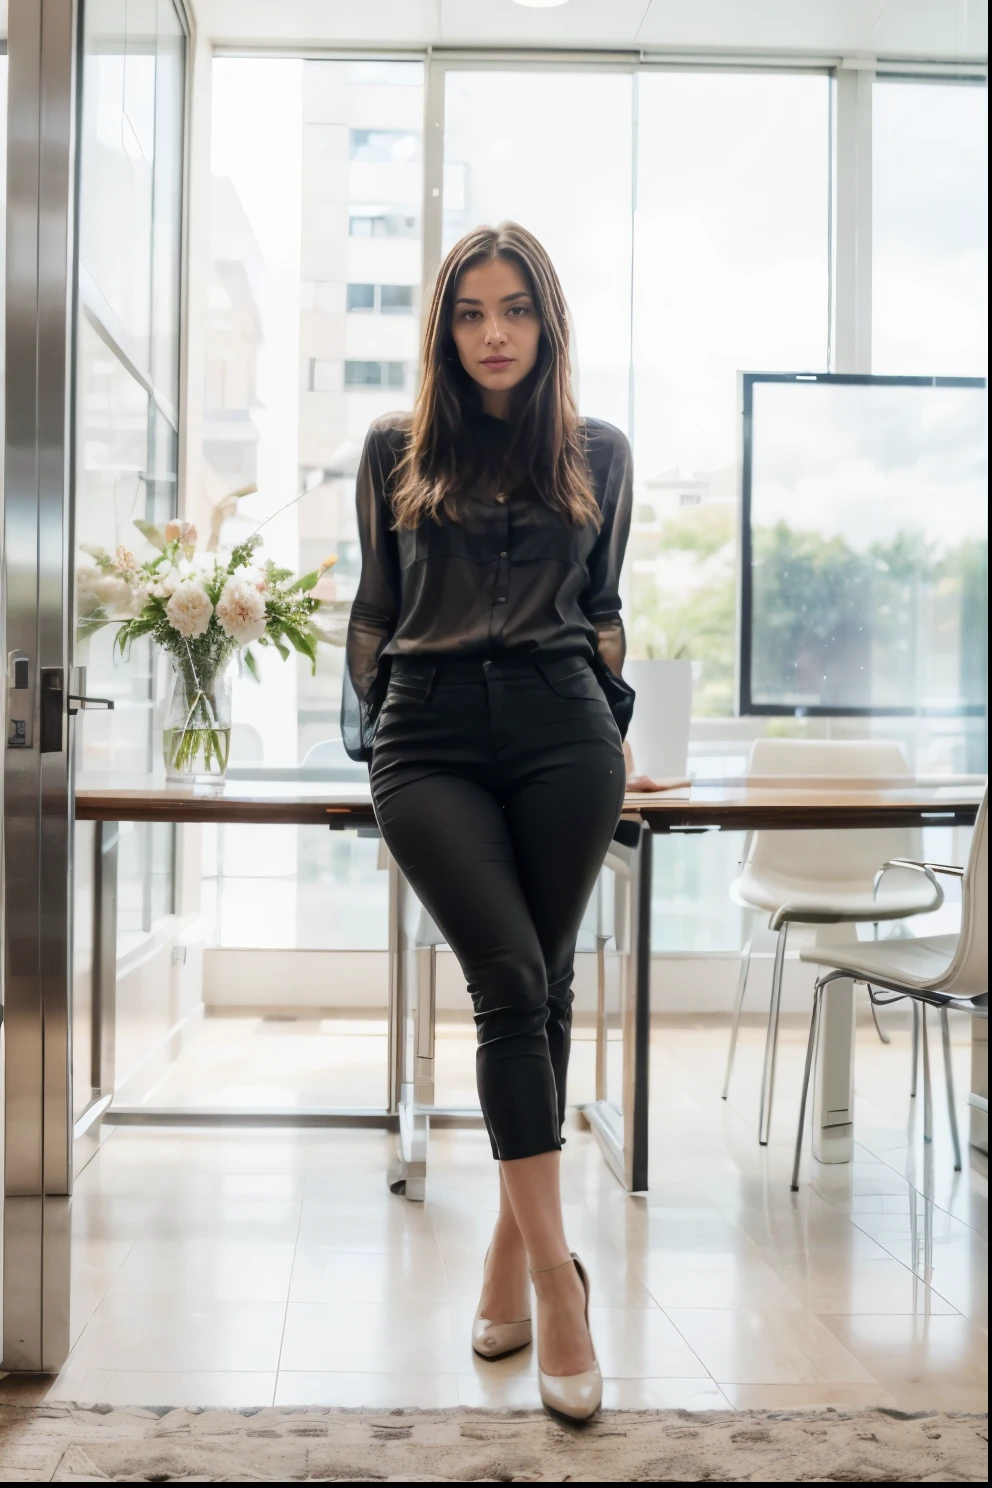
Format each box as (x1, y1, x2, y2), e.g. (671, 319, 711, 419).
(499, 551, 507, 558)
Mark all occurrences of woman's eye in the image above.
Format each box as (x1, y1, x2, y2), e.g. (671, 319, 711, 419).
(508, 304, 531, 317)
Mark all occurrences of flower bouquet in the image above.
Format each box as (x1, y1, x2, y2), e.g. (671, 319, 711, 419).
(78, 518, 340, 781)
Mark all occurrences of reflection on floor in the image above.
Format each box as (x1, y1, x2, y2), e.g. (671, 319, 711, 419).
(1, 1015, 986, 1412)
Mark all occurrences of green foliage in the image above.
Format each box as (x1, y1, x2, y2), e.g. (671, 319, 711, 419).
(630, 504, 988, 717)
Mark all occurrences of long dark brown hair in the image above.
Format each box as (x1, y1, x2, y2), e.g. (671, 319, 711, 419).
(391, 222, 600, 530)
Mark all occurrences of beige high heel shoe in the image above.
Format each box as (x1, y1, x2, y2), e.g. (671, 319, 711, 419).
(472, 1248, 532, 1359)
(533, 1253, 602, 1421)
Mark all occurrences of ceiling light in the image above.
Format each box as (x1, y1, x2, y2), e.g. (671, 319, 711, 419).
(512, 1, 573, 9)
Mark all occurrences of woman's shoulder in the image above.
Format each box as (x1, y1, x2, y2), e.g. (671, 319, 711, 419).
(580, 416, 631, 458)
(579, 418, 632, 488)
(365, 410, 414, 458)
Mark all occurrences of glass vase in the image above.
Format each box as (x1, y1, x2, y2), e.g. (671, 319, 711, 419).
(162, 654, 233, 783)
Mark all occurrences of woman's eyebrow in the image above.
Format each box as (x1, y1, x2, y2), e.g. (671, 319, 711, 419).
(453, 292, 533, 306)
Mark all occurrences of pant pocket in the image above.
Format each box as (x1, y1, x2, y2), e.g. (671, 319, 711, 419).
(535, 656, 606, 703)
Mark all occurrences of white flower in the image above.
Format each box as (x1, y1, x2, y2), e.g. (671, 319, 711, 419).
(215, 574, 267, 645)
(127, 581, 151, 617)
(85, 572, 134, 617)
(229, 563, 268, 594)
(150, 561, 180, 599)
(77, 564, 103, 613)
(166, 580, 213, 639)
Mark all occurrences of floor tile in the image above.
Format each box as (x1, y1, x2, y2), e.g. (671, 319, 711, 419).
(641, 1250, 804, 1310)
(720, 1382, 898, 1409)
(50, 1370, 277, 1407)
(110, 1238, 297, 1303)
(775, 1255, 959, 1315)
(279, 1302, 455, 1375)
(588, 1307, 711, 1379)
(275, 1372, 462, 1408)
(70, 1297, 287, 1373)
(664, 1307, 876, 1386)
(819, 1313, 989, 1412)
(69, 1239, 134, 1347)
(289, 1243, 450, 1304)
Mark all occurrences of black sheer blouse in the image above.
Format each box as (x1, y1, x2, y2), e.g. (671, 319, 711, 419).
(342, 408, 635, 761)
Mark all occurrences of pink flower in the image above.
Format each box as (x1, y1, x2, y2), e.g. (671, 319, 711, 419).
(165, 520, 198, 548)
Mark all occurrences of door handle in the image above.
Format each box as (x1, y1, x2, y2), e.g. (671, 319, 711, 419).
(37, 668, 116, 753)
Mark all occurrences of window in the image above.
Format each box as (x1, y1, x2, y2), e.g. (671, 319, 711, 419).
(349, 208, 418, 238)
(742, 375, 987, 718)
(346, 282, 415, 314)
(205, 57, 423, 949)
(380, 284, 414, 314)
(349, 127, 419, 163)
(631, 72, 831, 719)
(344, 359, 407, 388)
(309, 358, 341, 392)
(346, 282, 375, 311)
(444, 71, 634, 430)
(73, 0, 187, 941)
(873, 80, 987, 375)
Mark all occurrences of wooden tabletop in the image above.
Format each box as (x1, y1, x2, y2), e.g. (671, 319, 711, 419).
(74, 775, 985, 832)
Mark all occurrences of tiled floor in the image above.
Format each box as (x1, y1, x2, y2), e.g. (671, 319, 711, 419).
(1, 1013, 986, 1412)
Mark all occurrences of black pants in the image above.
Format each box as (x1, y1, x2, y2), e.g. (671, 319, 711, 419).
(370, 654, 626, 1161)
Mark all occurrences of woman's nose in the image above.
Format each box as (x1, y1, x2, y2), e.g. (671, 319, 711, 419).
(484, 318, 507, 345)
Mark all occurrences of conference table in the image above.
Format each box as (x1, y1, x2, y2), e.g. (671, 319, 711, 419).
(76, 774, 984, 1198)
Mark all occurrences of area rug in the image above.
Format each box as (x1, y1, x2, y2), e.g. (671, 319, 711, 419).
(0, 1404, 986, 1482)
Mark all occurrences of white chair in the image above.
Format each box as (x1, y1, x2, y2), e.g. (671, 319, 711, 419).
(228, 722, 264, 762)
(792, 788, 988, 1189)
(723, 738, 943, 1144)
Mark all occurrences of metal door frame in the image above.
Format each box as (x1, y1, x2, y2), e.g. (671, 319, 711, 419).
(3, 0, 79, 1372)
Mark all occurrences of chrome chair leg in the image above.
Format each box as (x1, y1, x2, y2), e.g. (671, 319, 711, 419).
(939, 1006, 962, 1172)
(758, 923, 789, 1146)
(910, 1001, 920, 1098)
(791, 983, 822, 1191)
(721, 924, 754, 1100)
(869, 994, 891, 1045)
(920, 1004, 933, 1144)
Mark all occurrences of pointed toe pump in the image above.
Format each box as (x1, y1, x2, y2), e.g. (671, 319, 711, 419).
(472, 1248, 532, 1359)
(471, 1310, 533, 1360)
(535, 1254, 602, 1421)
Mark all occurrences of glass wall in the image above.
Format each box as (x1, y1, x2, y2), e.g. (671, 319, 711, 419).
(202, 59, 987, 956)
(631, 72, 830, 718)
(443, 71, 633, 431)
(73, 0, 186, 943)
(873, 80, 987, 376)
(203, 59, 423, 949)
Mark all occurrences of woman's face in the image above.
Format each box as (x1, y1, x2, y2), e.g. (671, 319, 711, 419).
(450, 256, 542, 413)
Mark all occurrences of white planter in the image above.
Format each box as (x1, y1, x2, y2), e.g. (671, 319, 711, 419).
(624, 659, 693, 780)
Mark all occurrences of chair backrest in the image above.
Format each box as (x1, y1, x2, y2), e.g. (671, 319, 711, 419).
(943, 787, 988, 998)
(299, 736, 370, 782)
(744, 737, 921, 891)
(228, 722, 264, 762)
(747, 737, 912, 781)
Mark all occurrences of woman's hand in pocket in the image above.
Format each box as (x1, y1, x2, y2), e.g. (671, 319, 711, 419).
(623, 739, 674, 793)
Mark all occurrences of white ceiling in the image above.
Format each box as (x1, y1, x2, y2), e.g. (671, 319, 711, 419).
(189, 0, 988, 61)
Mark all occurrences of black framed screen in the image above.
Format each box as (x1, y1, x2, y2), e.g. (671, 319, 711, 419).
(739, 373, 987, 717)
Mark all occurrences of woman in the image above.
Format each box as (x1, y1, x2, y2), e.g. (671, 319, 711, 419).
(343, 223, 642, 1420)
